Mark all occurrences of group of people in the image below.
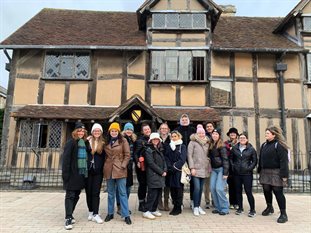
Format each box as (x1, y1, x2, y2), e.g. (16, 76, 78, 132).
(61, 114, 290, 230)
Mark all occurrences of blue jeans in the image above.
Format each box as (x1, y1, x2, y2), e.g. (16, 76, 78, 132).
(116, 186, 131, 205)
(192, 176, 205, 208)
(210, 167, 229, 213)
(107, 178, 129, 217)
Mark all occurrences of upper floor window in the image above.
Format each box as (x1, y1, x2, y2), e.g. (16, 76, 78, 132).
(44, 52, 90, 79)
(307, 53, 311, 83)
(151, 50, 206, 81)
(153, 13, 206, 29)
(303, 17, 311, 31)
(18, 120, 63, 148)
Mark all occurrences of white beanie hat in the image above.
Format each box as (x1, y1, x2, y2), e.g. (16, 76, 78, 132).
(91, 123, 103, 133)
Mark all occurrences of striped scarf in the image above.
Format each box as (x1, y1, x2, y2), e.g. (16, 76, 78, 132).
(77, 139, 88, 178)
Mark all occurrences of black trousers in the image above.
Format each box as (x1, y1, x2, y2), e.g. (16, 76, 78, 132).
(227, 175, 238, 205)
(65, 190, 81, 219)
(85, 172, 103, 215)
(234, 175, 255, 211)
(262, 184, 286, 210)
(136, 167, 147, 201)
(145, 187, 162, 212)
(170, 186, 184, 207)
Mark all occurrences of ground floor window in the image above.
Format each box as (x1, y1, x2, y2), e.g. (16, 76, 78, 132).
(18, 120, 63, 148)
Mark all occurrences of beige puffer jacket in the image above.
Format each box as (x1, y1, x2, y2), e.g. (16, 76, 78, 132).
(187, 134, 211, 178)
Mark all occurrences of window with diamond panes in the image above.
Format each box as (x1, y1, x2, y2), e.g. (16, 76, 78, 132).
(303, 17, 311, 31)
(48, 121, 62, 148)
(152, 13, 206, 29)
(44, 52, 90, 79)
(19, 121, 33, 147)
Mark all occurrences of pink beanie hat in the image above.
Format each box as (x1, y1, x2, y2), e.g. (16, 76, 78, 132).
(197, 124, 205, 134)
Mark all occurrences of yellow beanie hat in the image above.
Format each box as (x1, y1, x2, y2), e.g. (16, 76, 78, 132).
(108, 122, 121, 132)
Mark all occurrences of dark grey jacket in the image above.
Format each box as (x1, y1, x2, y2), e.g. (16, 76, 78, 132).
(230, 143, 257, 176)
(145, 144, 167, 189)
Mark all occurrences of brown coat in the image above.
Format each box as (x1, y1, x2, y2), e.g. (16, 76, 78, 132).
(103, 137, 130, 179)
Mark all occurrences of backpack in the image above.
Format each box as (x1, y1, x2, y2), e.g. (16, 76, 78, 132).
(262, 141, 291, 162)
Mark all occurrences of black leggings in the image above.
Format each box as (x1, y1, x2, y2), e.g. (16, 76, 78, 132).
(262, 184, 286, 210)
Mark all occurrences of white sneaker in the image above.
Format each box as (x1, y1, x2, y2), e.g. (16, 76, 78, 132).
(88, 212, 93, 221)
(193, 207, 199, 216)
(151, 211, 162, 217)
(190, 200, 194, 210)
(198, 207, 206, 215)
(92, 214, 103, 224)
(143, 211, 156, 220)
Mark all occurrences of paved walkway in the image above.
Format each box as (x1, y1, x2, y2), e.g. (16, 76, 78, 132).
(0, 191, 310, 233)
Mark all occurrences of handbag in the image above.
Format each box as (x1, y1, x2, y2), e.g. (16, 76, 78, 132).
(180, 162, 191, 185)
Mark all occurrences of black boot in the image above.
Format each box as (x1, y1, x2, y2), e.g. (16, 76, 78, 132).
(138, 201, 145, 212)
(262, 204, 274, 216)
(277, 210, 288, 223)
(169, 206, 177, 215)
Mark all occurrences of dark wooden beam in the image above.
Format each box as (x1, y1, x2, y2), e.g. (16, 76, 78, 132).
(16, 74, 39, 79)
(145, 51, 151, 104)
(230, 52, 236, 107)
(89, 51, 98, 105)
(64, 81, 70, 105)
(121, 51, 128, 104)
(176, 85, 181, 106)
(252, 53, 261, 152)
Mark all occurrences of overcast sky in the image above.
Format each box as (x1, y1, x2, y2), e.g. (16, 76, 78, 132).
(0, 0, 300, 89)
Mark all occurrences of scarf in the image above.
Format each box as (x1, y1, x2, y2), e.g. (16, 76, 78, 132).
(77, 139, 88, 177)
(169, 139, 183, 151)
(110, 137, 118, 146)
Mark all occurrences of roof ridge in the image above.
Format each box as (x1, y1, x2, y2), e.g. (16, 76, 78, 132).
(41, 8, 136, 14)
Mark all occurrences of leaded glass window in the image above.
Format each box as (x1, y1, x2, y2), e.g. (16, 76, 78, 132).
(152, 13, 206, 29)
(44, 52, 90, 79)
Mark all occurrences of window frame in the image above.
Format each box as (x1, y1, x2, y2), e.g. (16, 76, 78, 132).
(152, 13, 207, 29)
(43, 51, 91, 80)
(306, 53, 311, 83)
(150, 50, 207, 82)
(209, 78, 233, 107)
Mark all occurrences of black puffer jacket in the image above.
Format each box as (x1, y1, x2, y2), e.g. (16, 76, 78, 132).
(230, 143, 257, 176)
(209, 146, 229, 176)
(145, 144, 167, 189)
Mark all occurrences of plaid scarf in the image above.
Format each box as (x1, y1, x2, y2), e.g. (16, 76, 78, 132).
(77, 139, 88, 178)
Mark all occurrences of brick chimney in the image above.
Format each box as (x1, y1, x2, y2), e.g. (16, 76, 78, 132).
(219, 5, 236, 16)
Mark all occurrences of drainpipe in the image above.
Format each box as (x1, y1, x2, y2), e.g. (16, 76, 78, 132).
(275, 62, 287, 137)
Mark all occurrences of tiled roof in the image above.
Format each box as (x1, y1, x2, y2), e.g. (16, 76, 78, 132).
(11, 105, 116, 120)
(213, 16, 301, 51)
(11, 105, 221, 122)
(1, 9, 146, 48)
(154, 107, 221, 122)
(0, 9, 302, 52)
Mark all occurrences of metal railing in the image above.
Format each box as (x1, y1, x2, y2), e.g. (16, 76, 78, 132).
(0, 145, 310, 193)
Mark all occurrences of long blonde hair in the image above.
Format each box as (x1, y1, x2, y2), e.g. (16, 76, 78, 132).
(90, 135, 105, 155)
(266, 125, 289, 149)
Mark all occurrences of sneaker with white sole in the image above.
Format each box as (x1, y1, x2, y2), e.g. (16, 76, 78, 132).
(143, 211, 156, 220)
(64, 218, 73, 230)
(198, 207, 206, 215)
(92, 214, 103, 224)
(88, 212, 93, 221)
(193, 207, 199, 216)
(151, 211, 162, 217)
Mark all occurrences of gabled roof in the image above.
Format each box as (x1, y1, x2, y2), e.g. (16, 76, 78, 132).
(274, 0, 309, 33)
(136, 0, 222, 31)
(0, 8, 146, 49)
(213, 16, 303, 52)
(108, 94, 163, 123)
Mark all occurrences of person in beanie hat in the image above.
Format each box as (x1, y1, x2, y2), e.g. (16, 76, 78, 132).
(187, 124, 211, 216)
(209, 128, 230, 215)
(230, 131, 257, 217)
(143, 132, 167, 220)
(224, 127, 240, 210)
(85, 123, 105, 224)
(174, 114, 196, 208)
(103, 122, 132, 225)
(62, 122, 89, 230)
(116, 122, 137, 215)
